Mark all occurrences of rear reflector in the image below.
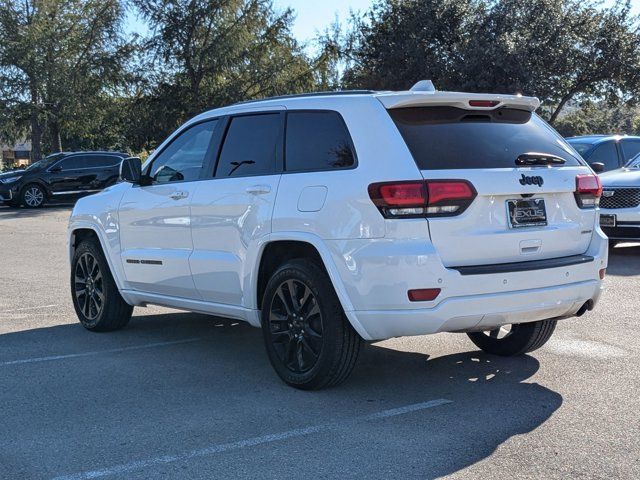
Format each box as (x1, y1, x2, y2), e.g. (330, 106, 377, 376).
(575, 174, 602, 208)
(469, 100, 500, 108)
(408, 288, 441, 302)
(599, 268, 606, 280)
(369, 180, 476, 218)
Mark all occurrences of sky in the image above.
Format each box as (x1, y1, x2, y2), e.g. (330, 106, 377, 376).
(125, 0, 639, 44)
(125, 1, 375, 44)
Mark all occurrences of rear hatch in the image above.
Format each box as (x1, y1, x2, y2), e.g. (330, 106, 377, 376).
(381, 94, 599, 267)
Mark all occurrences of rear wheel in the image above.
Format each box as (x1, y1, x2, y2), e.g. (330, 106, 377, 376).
(71, 238, 133, 331)
(21, 184, 46, 208)
(261, 259, 361, 390)
(466, 319, 557, 356)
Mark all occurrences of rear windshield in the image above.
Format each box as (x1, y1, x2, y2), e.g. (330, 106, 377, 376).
(389, 107, 582, 170)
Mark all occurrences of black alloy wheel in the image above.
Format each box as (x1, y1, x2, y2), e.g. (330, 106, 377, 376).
(261, 259, 361, 389)
(268, 279, 324, 373)
(73, 252, 105, 324)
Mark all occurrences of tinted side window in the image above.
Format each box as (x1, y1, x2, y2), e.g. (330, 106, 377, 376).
(621, 139, 640, 161)
(58, 156, 88, 170)
(285, 111, 355, 172)
(86, 155, 122, 168)
(389, 107, 581, 169)
(587, 142, 619, 171)
(150, 120, 217, 183)
(216, 114, 281, 177)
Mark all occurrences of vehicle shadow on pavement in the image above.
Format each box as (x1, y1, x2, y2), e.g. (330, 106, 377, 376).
(0, 204, 73, 219)
(607, 243, 640, 277)
(0, 312, 562, 479)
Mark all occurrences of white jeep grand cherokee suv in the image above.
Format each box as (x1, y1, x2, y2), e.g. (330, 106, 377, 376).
(68, 85, 607, 389)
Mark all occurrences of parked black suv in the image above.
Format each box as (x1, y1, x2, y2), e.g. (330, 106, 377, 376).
(0, 151, 129, 208)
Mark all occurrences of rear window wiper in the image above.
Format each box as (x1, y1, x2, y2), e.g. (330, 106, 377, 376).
(515, 153, 566, 166)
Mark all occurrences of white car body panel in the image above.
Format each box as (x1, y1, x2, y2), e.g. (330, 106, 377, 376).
(189, 173, 281, 305)
(118, 182, 200, 299)
(68, 91, 607, 341)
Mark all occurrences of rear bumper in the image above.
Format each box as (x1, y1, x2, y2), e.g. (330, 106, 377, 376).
(347, 279, 601, 340)
(328, 228, 607, 341)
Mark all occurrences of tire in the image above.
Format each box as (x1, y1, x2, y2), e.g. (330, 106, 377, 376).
(21, 183, 46, 208)
(466, 319, 557, 356)
(71, 238, 133, 331)
(261, 259, 361, 390)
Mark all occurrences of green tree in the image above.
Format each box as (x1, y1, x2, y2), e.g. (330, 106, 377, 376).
(0, 0, 133, 159)
(342, 0, 481, 90)
(554, 101, 640, 137)
(132, 0, 317, 145)
(340, 0, 640, 124)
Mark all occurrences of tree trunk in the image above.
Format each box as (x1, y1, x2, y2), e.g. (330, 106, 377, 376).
(29, 83, 42, 161)
(50, 119, 62, 152)
(30, 115, 42, 161)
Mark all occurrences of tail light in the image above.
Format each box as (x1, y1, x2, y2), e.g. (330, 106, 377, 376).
(368, 180, 476, 218)
(575, 174, 602, 209)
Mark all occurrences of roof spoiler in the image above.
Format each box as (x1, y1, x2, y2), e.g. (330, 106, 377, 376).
(377, 81, 540, 112)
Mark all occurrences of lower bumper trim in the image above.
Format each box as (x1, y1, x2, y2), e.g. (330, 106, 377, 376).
(450, 254, 594, 276)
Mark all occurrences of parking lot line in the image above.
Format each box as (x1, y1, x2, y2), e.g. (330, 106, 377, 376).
(0, 304, 62, 313)
(51, 398, 452, 480)
(0, 338, 202, 367)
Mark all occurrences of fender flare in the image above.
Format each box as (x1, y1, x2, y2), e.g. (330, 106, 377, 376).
(68, 220, 132, 304)
(247, 232, 371, 340)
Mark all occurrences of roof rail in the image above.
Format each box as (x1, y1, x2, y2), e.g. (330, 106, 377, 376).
(233, 90, 378, 106)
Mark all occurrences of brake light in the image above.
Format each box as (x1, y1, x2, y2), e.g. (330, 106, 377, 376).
(469, 100, 500, 108)
(575, 174, 602, 208)
(368, 180, 476, 218)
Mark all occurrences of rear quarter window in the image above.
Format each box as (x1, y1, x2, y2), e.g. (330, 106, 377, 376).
(389, 107, 582, 170)
(285, 111, 356, 172)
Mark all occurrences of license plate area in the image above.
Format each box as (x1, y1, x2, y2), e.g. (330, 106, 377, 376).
(600, 214, 616, 227)
(506, 198, 547, 228)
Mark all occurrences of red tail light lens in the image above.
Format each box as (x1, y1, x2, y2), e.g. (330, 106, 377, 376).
(368, 180, 476, 218)
(575, 174, 602, 208)
(376, 182, 426, 206)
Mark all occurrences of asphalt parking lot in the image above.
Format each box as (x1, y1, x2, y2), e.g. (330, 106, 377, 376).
(0, 205, 638, 480)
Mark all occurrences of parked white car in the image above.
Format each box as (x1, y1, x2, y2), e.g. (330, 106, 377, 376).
(599, 153, 640, 244)
(68, 84, 607, 389)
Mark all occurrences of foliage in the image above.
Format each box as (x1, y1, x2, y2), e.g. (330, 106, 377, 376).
(554, 101, 640, 137)
(340, 0, 640, 124)
(1, 0, 640, 157)
(130, 0, 317, 149)
(0, 0, 134, 159)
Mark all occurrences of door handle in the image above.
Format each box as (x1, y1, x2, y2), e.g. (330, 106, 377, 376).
(169, 191, 188, 200)
(245, 185, 271, 195)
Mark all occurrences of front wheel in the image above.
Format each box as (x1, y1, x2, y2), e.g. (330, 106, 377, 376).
(71, 238, 133, 331)
(466, 319, 557, 356)
(261, 259, 361, 390)
(21, 184, 46, 208)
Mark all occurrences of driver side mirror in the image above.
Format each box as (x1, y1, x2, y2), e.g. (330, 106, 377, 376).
(589, 162, 605, 174)
(119, 157, 142, 184)
(49, 165, 62, 173)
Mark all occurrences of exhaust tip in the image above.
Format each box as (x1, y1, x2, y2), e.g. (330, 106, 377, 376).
(576, 300, 594, 317)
